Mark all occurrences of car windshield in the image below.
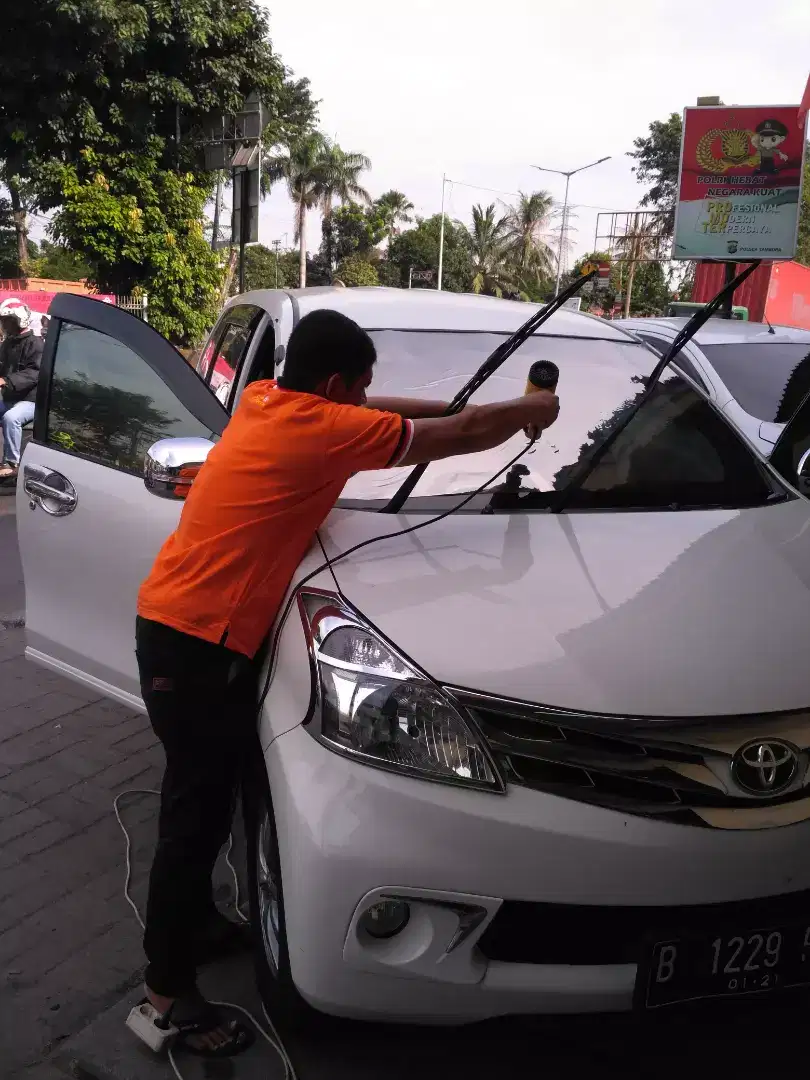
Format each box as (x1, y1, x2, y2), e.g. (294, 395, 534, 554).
(699, 342, 810, 423)
(339, 331, 660, 503)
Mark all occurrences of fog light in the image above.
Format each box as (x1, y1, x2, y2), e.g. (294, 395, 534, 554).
(360, 898, 410, 939)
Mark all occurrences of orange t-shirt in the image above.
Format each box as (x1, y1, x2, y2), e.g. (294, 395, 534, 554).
(137, 381, 413, 657)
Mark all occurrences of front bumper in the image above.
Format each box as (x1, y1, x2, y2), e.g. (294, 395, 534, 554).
(266, 725, 810, 1023)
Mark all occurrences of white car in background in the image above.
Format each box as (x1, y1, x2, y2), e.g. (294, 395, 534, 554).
(16, 287, 810, 1025)
(617, 317, 810, 459)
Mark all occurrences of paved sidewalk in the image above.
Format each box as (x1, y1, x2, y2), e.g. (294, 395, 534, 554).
(0, 626, 163, 1076)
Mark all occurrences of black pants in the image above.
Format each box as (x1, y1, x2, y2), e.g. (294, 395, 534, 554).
(135, 616, 258, 997)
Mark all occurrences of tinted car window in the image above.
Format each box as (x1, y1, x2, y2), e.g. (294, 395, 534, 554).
(700, 343, 810, 422)
(198, 304, 263, 404)
(635, 333, 708, 393)
(564, 370, 774, 510)
(47, 322, 214, 475)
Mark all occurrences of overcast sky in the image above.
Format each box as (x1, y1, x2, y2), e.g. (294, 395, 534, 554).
(257, 0, 810, 265)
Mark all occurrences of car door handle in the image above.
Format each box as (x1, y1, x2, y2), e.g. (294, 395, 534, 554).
(24, 465, 78, 516)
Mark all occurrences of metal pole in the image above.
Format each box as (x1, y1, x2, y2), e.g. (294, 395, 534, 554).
(554, 173, 571, 297)
(720, 261, 736, 319)
(437, 174, 446, 292)
(238, 169, 248, 295)
(408, 266, 413, 290)
(211, 174, 222, 253)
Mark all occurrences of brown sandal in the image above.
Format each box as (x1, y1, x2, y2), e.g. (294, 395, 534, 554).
(0, 464, 18, 480)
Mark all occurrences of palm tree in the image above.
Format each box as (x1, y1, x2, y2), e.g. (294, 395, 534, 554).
(318, 141, 371, 269)
(263, 132, 330, 287)
(469, 203, 512, 297)
(503, 190, 555, 280)
(376, 190, 414, 248)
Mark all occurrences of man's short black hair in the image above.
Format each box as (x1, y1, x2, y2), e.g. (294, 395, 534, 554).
(278, 309, 376, 393)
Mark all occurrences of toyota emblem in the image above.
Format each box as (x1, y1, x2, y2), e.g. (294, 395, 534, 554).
(730, 739, 799, 796)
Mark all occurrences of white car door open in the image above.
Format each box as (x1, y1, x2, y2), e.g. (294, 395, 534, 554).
(17, 294, 228, 710)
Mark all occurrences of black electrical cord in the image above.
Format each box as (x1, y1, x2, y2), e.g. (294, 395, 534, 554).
(256, 438, 537, 714)
(551, 260, 762, 514)
(380, 271, 597, 514)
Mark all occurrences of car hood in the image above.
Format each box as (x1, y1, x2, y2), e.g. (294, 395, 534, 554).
(320, 498, 810, 718)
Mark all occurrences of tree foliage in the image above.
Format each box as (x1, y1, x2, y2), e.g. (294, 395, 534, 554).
(320, 202, 385, 267)
(51, 147, 223, 344)
(30, 240, 91, 281)
(387, 214, 473, 292)
(628, 113, 683, 234)
(240, 244, 299, 291)
(375, 190, 414, 247)
(0, 0, 315, 334)
(796, 144, 810, 269)
(469, 203, 512, 296)
(265, 134, 371, 283)
(334, 255, 379, 288)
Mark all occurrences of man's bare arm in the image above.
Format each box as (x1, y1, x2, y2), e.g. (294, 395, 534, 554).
(398, 392, 559, 467)
(366, 397, 453, 419)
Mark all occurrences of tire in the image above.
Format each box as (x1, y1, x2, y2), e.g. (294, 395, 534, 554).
(243, 767, 313, 1028)
(775, 351, 810, 424)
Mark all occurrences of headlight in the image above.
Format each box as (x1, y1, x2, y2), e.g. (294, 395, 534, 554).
(299, 590, 503, 792)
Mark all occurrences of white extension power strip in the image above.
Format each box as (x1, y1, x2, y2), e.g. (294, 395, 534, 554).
(114, 789, 298, 1080)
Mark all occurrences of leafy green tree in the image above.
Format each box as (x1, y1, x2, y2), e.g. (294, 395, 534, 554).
(503, 191, 555, 278)
(240, 244, 299, 291)
(264, 135, 371, 283)
(1, 1, 312, 331)
(0, 197, 24, 277)
(376, 190, 414, 248)
(469, 203, 513, 296)
(624, 261, 671, 316)
(334, 255, 379, 288)
(51, 148, 223, 345)
(387, 214, 472, 292)
(628, 113, 683, 235)
(317, 142, 371, 268)
(320, 202, 386, 267)
(796, 145, 810, 268)
(30, 239, 91, 281)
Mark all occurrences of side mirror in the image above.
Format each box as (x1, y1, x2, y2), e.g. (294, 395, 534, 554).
(798, 448, 810, 497)
(144, 437, 216, 500)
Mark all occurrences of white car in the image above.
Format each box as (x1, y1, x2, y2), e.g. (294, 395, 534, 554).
(617, 317, 810, 459)
(17, 288, 810, 1024)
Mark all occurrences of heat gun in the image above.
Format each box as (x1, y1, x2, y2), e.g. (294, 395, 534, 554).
(523, 359, 559, 440)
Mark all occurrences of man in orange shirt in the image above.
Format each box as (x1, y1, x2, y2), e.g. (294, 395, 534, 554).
(135, 309, 558, 1055)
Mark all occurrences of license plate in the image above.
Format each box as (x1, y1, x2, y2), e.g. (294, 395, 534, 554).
(638, 922, 810, 1008)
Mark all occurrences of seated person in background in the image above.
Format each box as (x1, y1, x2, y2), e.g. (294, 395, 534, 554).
(0, 299, 43, 480)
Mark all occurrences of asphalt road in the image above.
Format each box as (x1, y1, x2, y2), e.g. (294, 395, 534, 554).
(0, 485, 24, 626)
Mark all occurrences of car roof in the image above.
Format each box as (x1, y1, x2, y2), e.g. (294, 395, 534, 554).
(617, 316, 810, 347)
(237, 286, 638, 341)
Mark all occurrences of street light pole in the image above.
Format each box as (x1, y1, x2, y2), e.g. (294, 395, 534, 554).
(437, 173, 447, 292)
(533, 156, 611, 297)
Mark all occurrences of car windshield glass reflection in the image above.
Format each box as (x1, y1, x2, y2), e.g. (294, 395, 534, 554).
(341, 332, 659, 501)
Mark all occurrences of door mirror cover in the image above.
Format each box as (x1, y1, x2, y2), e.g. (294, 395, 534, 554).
(144, 437, 216, 501)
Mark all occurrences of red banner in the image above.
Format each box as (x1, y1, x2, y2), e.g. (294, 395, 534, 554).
(0, 288, 115, 314)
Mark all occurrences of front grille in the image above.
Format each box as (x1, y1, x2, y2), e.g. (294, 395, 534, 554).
(478, 889, 810, 965)
(448, 688, 810, 827)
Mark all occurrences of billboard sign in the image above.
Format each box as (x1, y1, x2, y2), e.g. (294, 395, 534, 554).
(673, 105, 807, 261)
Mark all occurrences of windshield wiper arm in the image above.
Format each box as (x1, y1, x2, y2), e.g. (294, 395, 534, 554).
(551, 260, 761, 514)
(380, 272, 598, 514)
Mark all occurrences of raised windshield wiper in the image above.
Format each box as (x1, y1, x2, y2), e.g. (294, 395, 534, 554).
(380, 271, 598, 514)
(551, 261, 761, 514)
